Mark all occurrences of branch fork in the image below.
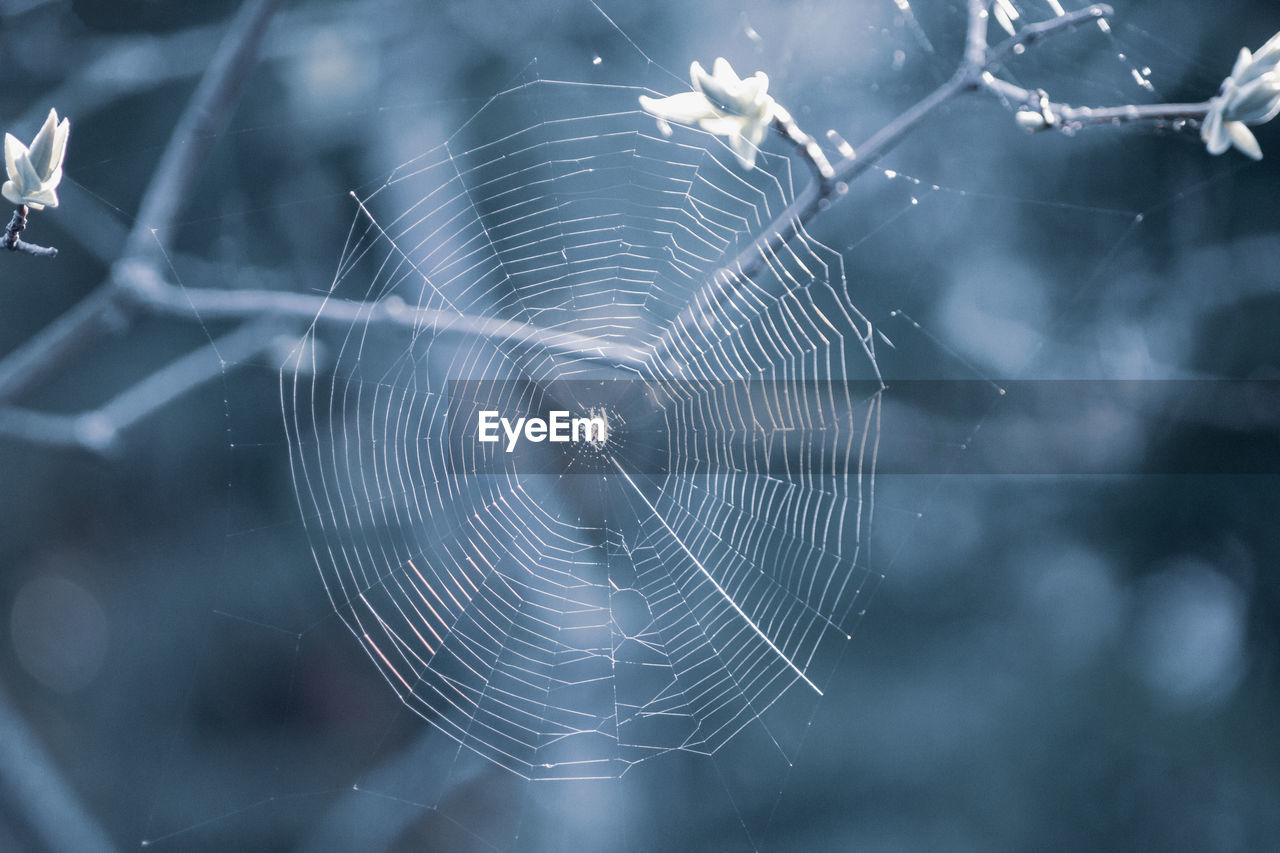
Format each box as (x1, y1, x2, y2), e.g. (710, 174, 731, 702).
(0, 0, 1256, 455)
(649, 1, 1240, 351)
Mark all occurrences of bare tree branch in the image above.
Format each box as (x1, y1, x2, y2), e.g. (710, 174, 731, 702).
(0, 270, 653, 453)
(982, 3, 1112, 68)
(0, 320, 282, 453)
(966, 0, 992, 69)
(116, 268, 654, 371)
(13, 0, 380, 136)
(0, 405, 88, 451)
(0, 680, 117, 852)
(104, 256, 650, 366)
(0, 288, 124, 406)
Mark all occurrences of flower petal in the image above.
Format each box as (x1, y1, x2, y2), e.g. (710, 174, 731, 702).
(1, 180, 23, 206)
(28, 185, 59, 208)
(50, 118, 70, 174)
(696, 115, 747, 137)
(695, 65, 745, 114)
(1226, 73, 1280, 124)
(751, 71, 769, 99)
(639, 91, 718, 124)
(5, 133, 27, 184)
(737, 74, 765, 107)
(1253, 92, 1280, 126)
(27, 109, 60, 179)
(712, 57, 740, 86)
(1227, 120, 1263, 159)
(1253, 30, 1280, 69)
(653, 59, 773, 171)
(1202, 105, 1230, 155)
(14, 149, 43, 196)
(689, 60, 709, 95)
(755, 96, 775, 126)
(1231, 47, 1253, 83)
(727, 129, 757, 170)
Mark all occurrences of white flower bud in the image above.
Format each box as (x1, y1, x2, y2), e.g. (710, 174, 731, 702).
(3, 109, 70, 210)
(1203, 33, 1280, 160)
(639, 57, 776, 169)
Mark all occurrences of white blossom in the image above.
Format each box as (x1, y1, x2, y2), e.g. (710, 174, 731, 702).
(4, 109, 69, 210)
(639, 58, 775, 169)
(1202, 32, 1280, 160)
(4, 108, 69, 210)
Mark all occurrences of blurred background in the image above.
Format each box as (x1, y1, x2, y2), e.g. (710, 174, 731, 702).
(1, 0, 1278, 850)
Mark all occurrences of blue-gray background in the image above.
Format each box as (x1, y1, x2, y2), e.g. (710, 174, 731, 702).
(1, 0, 1278, 850)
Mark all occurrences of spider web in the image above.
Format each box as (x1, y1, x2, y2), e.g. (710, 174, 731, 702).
(282, 74, 883, 780)
(122, 0, 1272, 848)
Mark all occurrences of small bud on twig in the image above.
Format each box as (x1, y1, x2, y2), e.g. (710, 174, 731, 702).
(4, 109, 69, 210)
(639, 58, 776, 170)
(2, 108, 69, 259)
(1015, 110, 1047, 132)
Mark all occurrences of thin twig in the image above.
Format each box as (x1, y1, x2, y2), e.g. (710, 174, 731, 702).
(984, 75, 1210, 127)
(98, 320, 280, 447)
(0, 680, 117, 852)
(965, 0, 991, 70)
(0, 320, 281, 454)
(115, 268, 654, 371)
(123, 0, 283, 262)
(3, 206, 58, 258)
(0, 406, 89, 453)
(772, 106, 834, 181)
(651, 3, 1117, 356)
(982, 3, 1112, 69)
(0, 274, 654, 453)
